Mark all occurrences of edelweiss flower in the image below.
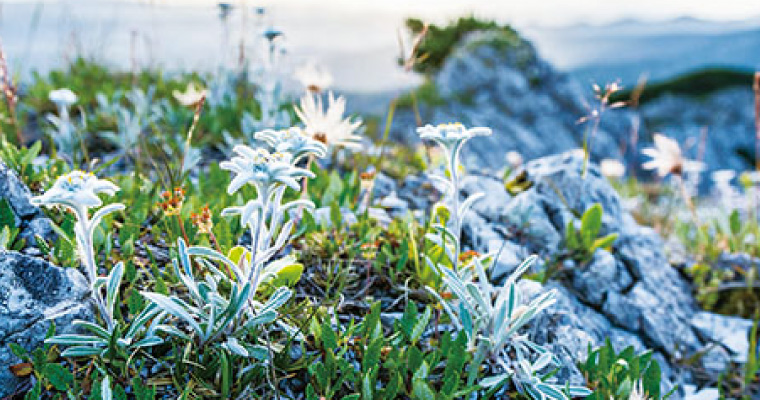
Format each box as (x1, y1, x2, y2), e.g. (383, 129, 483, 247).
(49, 88, 77, 109)
(417, 123, 492, 163)
(173, 82, 207, 108)
(31, 171, 119, 218)
(600, 158, 626, 179)
(642, 133, 704, 177)
(220, 145, 314, 195)
(254, 127, 327, 161)
(294, 61, 333, 93)
(295, 92, 363, 149)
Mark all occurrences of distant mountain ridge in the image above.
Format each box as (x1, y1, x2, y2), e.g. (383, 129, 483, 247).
(524, 17, 760, 86)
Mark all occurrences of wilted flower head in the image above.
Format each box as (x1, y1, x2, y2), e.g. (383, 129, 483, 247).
(642, 133, 704, 177)
(255, 127, 327, 161)
(191, 205, 214, 234)
(600, 158, 626, 179)
(173, 82, 207, 108)
(220, 145, 314, 195)
(49, 88, 77, 109)
(295, 91, 363, 150)
(158, 187, 186, 216)
(294, 61, 333, 93)
(31, 171, 119, 215)
(417, 123, 492, 163)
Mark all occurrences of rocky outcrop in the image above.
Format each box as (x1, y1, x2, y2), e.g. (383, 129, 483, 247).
(456, 152, 752, 397)
(370, 151, 753, 396)
(389, 30, 756, 176)
(390, 31, 636, 171)
(0, 161, 55, 249)
(0, 251, 92, 397)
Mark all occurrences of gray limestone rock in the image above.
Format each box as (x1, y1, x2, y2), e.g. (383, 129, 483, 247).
(0, 161, 55, 248)
(0, 251, 92, 397)
(458, 151, 749, 397)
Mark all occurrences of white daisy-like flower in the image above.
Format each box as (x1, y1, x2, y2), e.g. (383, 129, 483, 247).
(642, 133, 704, 177)
(417, 123, 492, 164)
(31, 171, 120, 218)
(295, 91, 363, 150)
(173, 82, 207, 108)
(294, 61, 333, 93)
(49, 88, 77, 109)
(254, 127, 327, 161)
(220, 145, 314, 195)
(600, 158, 626, 179)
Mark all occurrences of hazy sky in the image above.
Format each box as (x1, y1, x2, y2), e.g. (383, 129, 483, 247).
(3, 0, 760, 92)
(4, 0, 760, 26)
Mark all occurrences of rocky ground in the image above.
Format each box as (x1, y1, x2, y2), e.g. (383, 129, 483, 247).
(343, 151, 752, 399)
(1, 151, 751, 398)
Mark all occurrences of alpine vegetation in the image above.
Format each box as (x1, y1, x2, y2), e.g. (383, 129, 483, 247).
(3, 13, 753, 400)
(419, 122, 592, 399)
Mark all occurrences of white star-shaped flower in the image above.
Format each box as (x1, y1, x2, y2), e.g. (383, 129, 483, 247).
(255, 127, 327, 161)
(295, 92, 363, 150)
(220, 146, 314, 195)
(642, 133, 704, 177)
(31, 171, 119, 214)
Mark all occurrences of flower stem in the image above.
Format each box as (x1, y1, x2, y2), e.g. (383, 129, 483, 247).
(176, 214, 191, 249)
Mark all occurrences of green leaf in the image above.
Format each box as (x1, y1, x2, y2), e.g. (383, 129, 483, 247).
(362, 338, 383, 374)
(729, 209, 741, 236)
(330, 201, 342, 228)
(43, 363, 74, 391)
(271, 262, 304, 287)
(643, 361, 662, 399)
(0, 198, 16, 228)
(411, 306, 431, 345)
(220, 350, 231, 399)
(580, 203, 603, 248)
(412, 379, 436, 400)
(9, 343, 27, 360)
(592, 234, 618, 252)
(385, 372, 401, 400)
(321, 321, 338, 350)
(362, 302, 382, 340)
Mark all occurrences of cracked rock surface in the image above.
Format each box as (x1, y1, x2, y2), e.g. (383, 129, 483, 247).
(0, 161, 55, 249)
(0, 251, 92, 397)
(460, 152, 753, 398)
